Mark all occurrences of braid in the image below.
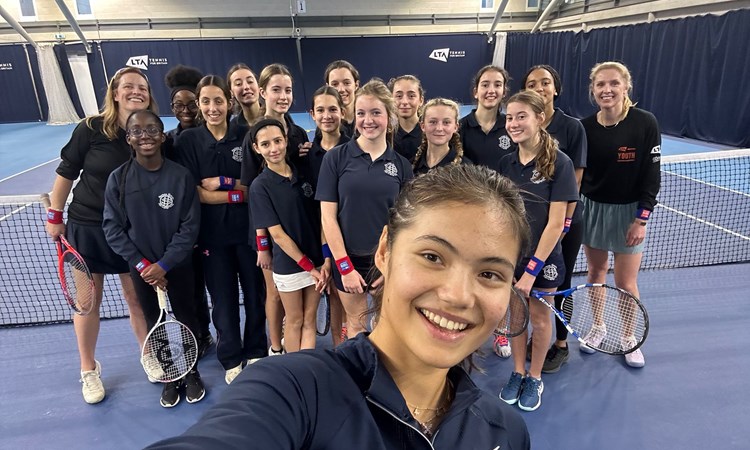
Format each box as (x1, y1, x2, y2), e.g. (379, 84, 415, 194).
(535, 128, 558, 181)
(412, 132, 429, 169)
(449, 132, 463, 166)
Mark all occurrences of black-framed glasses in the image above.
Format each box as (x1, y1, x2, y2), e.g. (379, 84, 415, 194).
(128, 126, 162, 138)
(171, 102, 199, 112)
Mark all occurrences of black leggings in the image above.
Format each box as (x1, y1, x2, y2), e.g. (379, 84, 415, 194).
(554, 220, 584, 342)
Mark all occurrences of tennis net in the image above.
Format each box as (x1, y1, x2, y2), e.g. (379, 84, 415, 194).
(2, 149, 749, 327)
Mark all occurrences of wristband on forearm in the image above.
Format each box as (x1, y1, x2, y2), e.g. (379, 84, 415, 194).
(256, 235, 270, 251)
(47, 209, 63, 224)
(636, 208, 651, 222)
(335, 256, 354, 275)
(135, 259, 151, 273)
(322, 243, 333, 259)
(525, 256, 545, 276)
(297, 255, 315, 272)
(219, 176, 235, 190)
(156, 261, 170, 272)
(563, 217, 572, 233)
(228, 190, 244, 203)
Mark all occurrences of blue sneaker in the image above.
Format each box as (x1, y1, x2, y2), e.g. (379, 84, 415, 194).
(518, 376, 544, 412)
(499, 372, 525, 405)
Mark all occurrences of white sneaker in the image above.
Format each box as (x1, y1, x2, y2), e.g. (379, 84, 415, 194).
(268, 346, 285, 356)
(580, 323, 607, 354)
(493, 334, 512, 358)
(623, 336, 645, 368)
(80, 360, 105, 404)
(247, 357, 262, 365)
(141, 353, 165, 382)
(225, 363, 243, 384)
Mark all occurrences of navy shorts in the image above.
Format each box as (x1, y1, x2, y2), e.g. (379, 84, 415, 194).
(515, 251, 566, 290)
(332, 253, 375, 293)
(66, 221, 129, 274)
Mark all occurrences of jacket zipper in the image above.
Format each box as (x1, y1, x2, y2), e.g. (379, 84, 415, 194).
(366, 396, 436, 449)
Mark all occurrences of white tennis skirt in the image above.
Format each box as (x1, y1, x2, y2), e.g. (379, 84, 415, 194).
(272, 270, 316, 292)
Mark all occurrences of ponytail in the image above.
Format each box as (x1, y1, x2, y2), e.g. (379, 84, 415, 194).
(535, 127, 558, 181)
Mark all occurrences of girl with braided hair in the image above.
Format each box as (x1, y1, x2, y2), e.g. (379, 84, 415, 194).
(411, 98, 470, 175)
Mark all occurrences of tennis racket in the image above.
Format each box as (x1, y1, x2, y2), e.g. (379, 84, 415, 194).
(495, 287, 530, 338)
(141, 287, 198, 382)
(316, 292, 331, 336)
(516, 283, 649, 355)
(40, 194, 95, 315)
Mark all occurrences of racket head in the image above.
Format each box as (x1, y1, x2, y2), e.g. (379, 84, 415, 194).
(57, 236, 95, 315)
(563, 284, 649, 355)
(316, 292, 331, 336)
(494, 287, 530, 338)
(141, 289, 198, 382)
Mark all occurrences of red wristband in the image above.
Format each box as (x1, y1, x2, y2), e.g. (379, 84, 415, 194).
(336, 256, 354, 275)
(135, 259, 151, 273)
(256, 235, 270, 251)
(47, 209, 63, 224)
(297, 255, 315, 272)
(228, 190, 244, 203)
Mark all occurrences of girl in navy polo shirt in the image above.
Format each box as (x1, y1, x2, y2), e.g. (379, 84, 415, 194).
(308, 86, 349, 346)
(316, 79, 414, 339)
(412, 97, 470, 175)
(227, 63, 262, 128)
(497, 91, 578, 412)
(388, 75, 424, 161)
(103, 110, 205, 408)
(324, 60, 360, 138)
(249, 118, 328, 353)
(459, 65, 515, 167)
(176, 75, 266, 385)
(520, 65, 588, 372)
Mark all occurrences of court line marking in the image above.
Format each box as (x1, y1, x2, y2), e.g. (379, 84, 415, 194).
(0, 202, 35, 222)
(663, 169, 750, 199)
(0, 158, 61, 184)
(657, 203, 750, 242)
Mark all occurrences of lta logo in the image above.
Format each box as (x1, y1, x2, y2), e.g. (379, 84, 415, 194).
(429, 48, 450, 63)
(126, 55, 149, 70)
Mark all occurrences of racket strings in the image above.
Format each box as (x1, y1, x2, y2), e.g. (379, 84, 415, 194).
(495, 288, 529, 337)
(142, 321, 197, 382)
(566, 287, 647, 354)
(61, 253, 94, 314)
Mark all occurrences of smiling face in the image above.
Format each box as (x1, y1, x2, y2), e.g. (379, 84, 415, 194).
(505, 101, 544, 146)
(524, 68, 557, 108)
(392, 79, 423, 121)
(114, 72, 150, 115)
(171, 89, 198, 128)
(355, 94, 389, 142)
(252, 124, 287, 165)
(229, 68, 260, 108)
(198, 85, 229, 127)
(260, 74, 293, 115)
(373, 201, 519, 369)
(126, 111, 165, 158)
(474, 69, 506, 111)
(421, 104, 458, 148)
(327, 67, 358, 108)
(592, 68, 628, 112)
(311, 93, 342, 134)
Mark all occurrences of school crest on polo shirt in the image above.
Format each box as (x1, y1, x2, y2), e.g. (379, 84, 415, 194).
(158, 193, 175, 210)
(384, 162, 398, 177)
(543, 264, 558, 281)
(231, 146, 243, 162)
(530, 169, 546, 184)
(301, 182, 314, 198)
(498, 135, 511, 150)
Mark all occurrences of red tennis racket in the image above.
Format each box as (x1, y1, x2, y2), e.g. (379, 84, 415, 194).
(41, 194, 96, 315)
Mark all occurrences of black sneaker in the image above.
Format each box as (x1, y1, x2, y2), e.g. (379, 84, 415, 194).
(184, 369, 206, 404)
(197, 334, 214, 360)
(542, 344, 570, 373)
(160, 381, 182, 408)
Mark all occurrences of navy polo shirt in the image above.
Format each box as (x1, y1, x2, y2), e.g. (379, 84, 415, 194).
(413, 147, 472, 175)
(547, 107, 587, 224)
(497, 150, 579, 257)
(393, 124, 422, 162)
(176, 121, 249, 247)
(239, 114, 309, 187)
(315, 140, 414, 256)
(307, 131, 349, 188)
(340, 119, 355, 140)
(250, 165, 323, 275)
(459, 109, 516, 168)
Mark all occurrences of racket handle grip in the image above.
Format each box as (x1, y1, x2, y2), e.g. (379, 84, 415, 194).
(40, 193, 51, 209)
(157, 288, 168, 310)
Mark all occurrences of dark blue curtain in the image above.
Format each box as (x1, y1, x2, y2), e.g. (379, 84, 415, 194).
(504, 9, 750, 148)
(0, 44, 43, 122)
(301, 34, 494, 106)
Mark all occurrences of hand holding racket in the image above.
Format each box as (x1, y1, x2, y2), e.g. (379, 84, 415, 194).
(40, 194, 96, 315)
(141, 287, 198, 382)
(515, 283, 649, 355)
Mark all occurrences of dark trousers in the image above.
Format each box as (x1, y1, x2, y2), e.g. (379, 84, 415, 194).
(202, 243, 267, 370)
(130, 264, 199, 334)
(554, 220, 584, 341)
(191, 247, 212, 338)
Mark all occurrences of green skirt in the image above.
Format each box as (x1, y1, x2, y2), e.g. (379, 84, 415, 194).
(581, 196, 645, 254)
